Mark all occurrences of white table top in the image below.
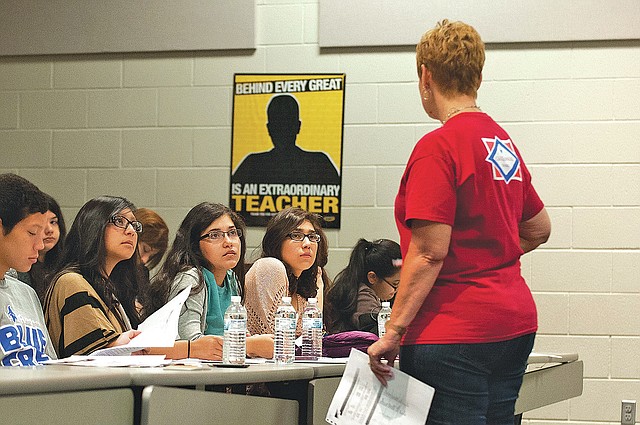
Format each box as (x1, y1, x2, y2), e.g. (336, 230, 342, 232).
(0, 365, 132, 395)
(0, 352, 580, 397)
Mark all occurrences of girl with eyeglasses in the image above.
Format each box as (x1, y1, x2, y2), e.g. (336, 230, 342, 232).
(44, 196, 223, 360)
(245, 207, 327, 337)
(142, 202, 274, 359)
(325, 238, 401, 336)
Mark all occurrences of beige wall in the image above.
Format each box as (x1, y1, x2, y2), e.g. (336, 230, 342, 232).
(1, 1, 639, 422)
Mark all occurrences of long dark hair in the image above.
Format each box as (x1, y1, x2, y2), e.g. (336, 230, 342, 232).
(143, 203, 247, 317)
(325, 238, 401, 333)
(48, 196, 141, 328)
(261, 207, 327, 299)
(27, 193, 67, 302)
(41, 193, 67, 268)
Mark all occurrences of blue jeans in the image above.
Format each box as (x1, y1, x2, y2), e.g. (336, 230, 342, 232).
(400, 333, 535, 425)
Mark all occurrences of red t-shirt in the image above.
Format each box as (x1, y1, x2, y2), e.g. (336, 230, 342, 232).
(395, 112, 543, 344)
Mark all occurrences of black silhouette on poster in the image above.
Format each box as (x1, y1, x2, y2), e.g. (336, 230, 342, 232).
(230, 74, 344, 228)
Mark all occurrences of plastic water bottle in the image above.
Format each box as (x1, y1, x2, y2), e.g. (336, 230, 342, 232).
(301, 297, 322, 358)
(222, 296, 246, 365)
(377, 301, 392, 337)
(273, 296, 297, 365)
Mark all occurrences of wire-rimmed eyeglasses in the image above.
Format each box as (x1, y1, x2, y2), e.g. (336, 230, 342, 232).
(382, 278, 399, 290)
(199, 228, 243, 242)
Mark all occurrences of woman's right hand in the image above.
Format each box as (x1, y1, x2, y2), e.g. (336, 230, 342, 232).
(367, 333, 400, 386)
(108, 330, 141, 347)
(246, 334, 275, 359)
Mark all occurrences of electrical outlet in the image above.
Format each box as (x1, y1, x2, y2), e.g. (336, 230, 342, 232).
(622, 400, 636, 425)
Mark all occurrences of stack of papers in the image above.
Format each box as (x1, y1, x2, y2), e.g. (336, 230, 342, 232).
(45, 355, 169, 367)
(326, 349, 434, 425)
(528, 352, 579, 364)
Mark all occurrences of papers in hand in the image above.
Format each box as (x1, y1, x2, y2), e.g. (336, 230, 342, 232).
(91, 284, 192, 356)
(326, 349, 434, 425)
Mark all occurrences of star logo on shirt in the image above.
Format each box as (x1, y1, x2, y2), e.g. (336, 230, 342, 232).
(482, 137, 522, 184)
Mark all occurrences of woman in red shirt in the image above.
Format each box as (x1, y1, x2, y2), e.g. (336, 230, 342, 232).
(368, 20, 551, 424)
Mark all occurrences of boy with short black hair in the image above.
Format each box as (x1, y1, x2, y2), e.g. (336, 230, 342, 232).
(0, 173, 57, 365)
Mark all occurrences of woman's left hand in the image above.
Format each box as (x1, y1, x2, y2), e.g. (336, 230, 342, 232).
(192, 335, 224, 360)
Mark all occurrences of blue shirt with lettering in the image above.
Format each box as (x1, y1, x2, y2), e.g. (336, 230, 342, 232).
(1, 275, 56, 366)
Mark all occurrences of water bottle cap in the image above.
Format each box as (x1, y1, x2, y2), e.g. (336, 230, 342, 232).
(282, 296, 292, 303)
(381, 301, 391, 307)
(231, 295, 241, 303)
(308, 297, 317, 304)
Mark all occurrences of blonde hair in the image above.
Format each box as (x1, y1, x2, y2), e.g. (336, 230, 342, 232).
(416, 19, 485, 98)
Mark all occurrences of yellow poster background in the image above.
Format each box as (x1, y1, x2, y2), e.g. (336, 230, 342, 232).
(231, 74, 344, 174)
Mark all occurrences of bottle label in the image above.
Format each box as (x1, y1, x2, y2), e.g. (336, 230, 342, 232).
(224, 318, 247, 331)
(275, 318, 296, 331)
(303, 317, 323, 330)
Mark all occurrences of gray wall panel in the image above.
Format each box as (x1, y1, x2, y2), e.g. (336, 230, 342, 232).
(319, 0, 640, 47)
(0, 0, 255, 56)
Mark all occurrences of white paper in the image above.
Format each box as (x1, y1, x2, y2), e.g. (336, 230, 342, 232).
(528, 352, 578, 364)
(90, 284, 192, 356)
(45, 355, 169, 367)
(294, 357, 349, 364)
(326, 349, 434, 425)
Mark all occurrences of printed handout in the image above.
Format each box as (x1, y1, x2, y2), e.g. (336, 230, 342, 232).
(90, 284, 192, 356)
(326, 349, 434, 425)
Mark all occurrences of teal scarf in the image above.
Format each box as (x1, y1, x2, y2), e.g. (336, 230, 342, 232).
(202, 268, 239, 336)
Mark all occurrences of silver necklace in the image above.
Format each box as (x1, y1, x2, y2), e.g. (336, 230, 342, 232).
(443, 105, 480, 122)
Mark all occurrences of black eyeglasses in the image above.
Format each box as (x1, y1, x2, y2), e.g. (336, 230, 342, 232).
(382, 278, 399, 290)
(199, 228, 243, 242)
(109, 215, 143, 233)
(287, 231, 321, 243)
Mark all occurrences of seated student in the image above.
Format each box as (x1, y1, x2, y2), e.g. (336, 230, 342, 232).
(17, 193, 66, 304)
(135, 208, 169, 272)
(133, 207, 169, 313)
(244, 207, 327, 337)
(44, 195, 222, 360)
(143, 202, 273, 358)
(325, 238, 401, 335)
(0, 173, 57, 366)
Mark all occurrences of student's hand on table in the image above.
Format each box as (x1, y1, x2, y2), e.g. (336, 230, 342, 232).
(193, 335, 224, 360)
(247, 334, 275, 359)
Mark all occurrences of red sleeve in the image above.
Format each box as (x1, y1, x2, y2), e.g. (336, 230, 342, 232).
(519, 160, 544, 222)
(521, 183, 544, 222)
(404, 154, 457, 226)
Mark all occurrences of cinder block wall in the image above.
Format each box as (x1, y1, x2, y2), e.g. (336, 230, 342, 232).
(0, 2, 639, 422)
